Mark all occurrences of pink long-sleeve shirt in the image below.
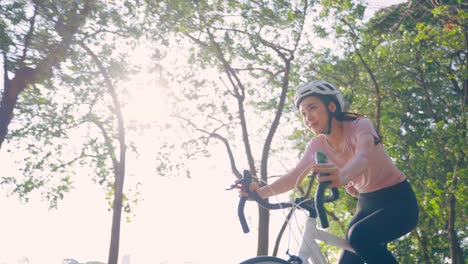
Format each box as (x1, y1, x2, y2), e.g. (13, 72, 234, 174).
(300, 117, 406, 195)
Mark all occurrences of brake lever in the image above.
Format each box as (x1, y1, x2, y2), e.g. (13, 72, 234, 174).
(225, 179, 243, 191)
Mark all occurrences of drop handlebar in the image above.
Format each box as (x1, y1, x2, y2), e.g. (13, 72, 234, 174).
(233, 151, 339, 233)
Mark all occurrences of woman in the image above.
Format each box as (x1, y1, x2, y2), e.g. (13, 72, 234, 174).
(247, 80, 419, 263)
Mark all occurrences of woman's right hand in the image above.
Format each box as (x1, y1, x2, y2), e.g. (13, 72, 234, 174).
(239, 182, 260, 200)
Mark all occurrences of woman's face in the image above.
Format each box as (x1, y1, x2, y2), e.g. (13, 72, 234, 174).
(299, 96, 335, 134)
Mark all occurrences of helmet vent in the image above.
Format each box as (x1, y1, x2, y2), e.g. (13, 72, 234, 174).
(294, 80, 344, 110)
(322, 83, 335, 91)
(316, 85, 327, 91)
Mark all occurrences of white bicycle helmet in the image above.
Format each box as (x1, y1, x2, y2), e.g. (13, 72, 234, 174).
(294, 80, 345, 111)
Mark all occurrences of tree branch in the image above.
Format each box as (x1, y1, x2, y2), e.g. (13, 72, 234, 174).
(200, 26, 257, 176)
(259, 1, 311, 188)
(272, 208, 295, 257)
(89, 117, 119, 172)
(19, 0, 39, 65)
(340, 18, 382, 133)
(176, 115, 242, 179)
(208, 26, 294, 57)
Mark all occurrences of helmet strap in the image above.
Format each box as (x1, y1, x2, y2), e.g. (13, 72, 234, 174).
(315, 96, 337, 135)
(323, 109, 333, 134)
(321, 101, 335, 135)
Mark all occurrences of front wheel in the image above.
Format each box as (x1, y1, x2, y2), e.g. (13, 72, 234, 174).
(240, 256, 293, 264)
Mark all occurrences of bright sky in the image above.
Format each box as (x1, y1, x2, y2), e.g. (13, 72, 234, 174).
(0, 1, 406, 263)
(0, 150, 264, 264)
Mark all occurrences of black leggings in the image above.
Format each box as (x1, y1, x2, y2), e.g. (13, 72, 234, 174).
(338, 180, 419, 264)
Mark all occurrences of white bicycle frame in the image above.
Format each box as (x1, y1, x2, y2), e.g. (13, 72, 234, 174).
(296, 217, 355, 264)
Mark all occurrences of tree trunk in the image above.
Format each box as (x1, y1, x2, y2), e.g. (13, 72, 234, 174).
(108, 163, 126, 264)
(0, 67, 35, 148)
(257, 206, 270, 256)
(447, 172, 465, 264)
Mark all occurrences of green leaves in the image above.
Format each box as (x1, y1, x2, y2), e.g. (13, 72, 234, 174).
(1, 0, 146, 216)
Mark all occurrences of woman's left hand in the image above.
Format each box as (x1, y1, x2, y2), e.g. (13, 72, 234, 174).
(311, 162, 344, 188)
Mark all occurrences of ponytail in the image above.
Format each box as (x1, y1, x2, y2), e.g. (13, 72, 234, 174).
(335, 112, 364, 121)
(315, 94, 382, 144)
(335, 112, 382, 145)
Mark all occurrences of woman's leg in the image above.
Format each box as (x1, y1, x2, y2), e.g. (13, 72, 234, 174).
(337, 250, 364, 264)
(347, 207, 415, 264)
(339, 181, 418, 264)
(338, 208, 366, 264)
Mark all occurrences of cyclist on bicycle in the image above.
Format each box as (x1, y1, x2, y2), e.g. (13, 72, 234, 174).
(244, 80, 419, 264)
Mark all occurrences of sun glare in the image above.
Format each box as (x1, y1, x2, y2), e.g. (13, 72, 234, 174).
(124, 76, 170, 125)
(123, 45, 172, 126)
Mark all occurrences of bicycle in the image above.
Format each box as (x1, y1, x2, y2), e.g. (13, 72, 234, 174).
(227, 151, 355, 264)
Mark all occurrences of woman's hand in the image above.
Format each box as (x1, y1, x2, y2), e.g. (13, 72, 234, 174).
(239, 182, 260, 200)
(311, 162, 344, 188)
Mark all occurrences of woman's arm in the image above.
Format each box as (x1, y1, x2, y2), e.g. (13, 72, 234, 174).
(313, 133, 374, 188)
(255, 159, 316, 199)
(339, 133, 374, 183)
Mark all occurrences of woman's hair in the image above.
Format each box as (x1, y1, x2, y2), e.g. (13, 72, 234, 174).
(316, 94, 382, 145)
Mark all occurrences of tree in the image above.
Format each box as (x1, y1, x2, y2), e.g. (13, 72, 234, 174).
(363, 2, 466, 262)
(1, 1, 146, 263)
(80, 43, 128, 264)
(145, 0, 320, 256)
(0, 0, 93, 148)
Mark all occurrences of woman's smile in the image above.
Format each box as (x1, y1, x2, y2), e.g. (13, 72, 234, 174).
(308, 121, 319, 130)
(300, 96, 328, 133)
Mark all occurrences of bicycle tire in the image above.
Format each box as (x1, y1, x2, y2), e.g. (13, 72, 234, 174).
(239, 256, 291, 264)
